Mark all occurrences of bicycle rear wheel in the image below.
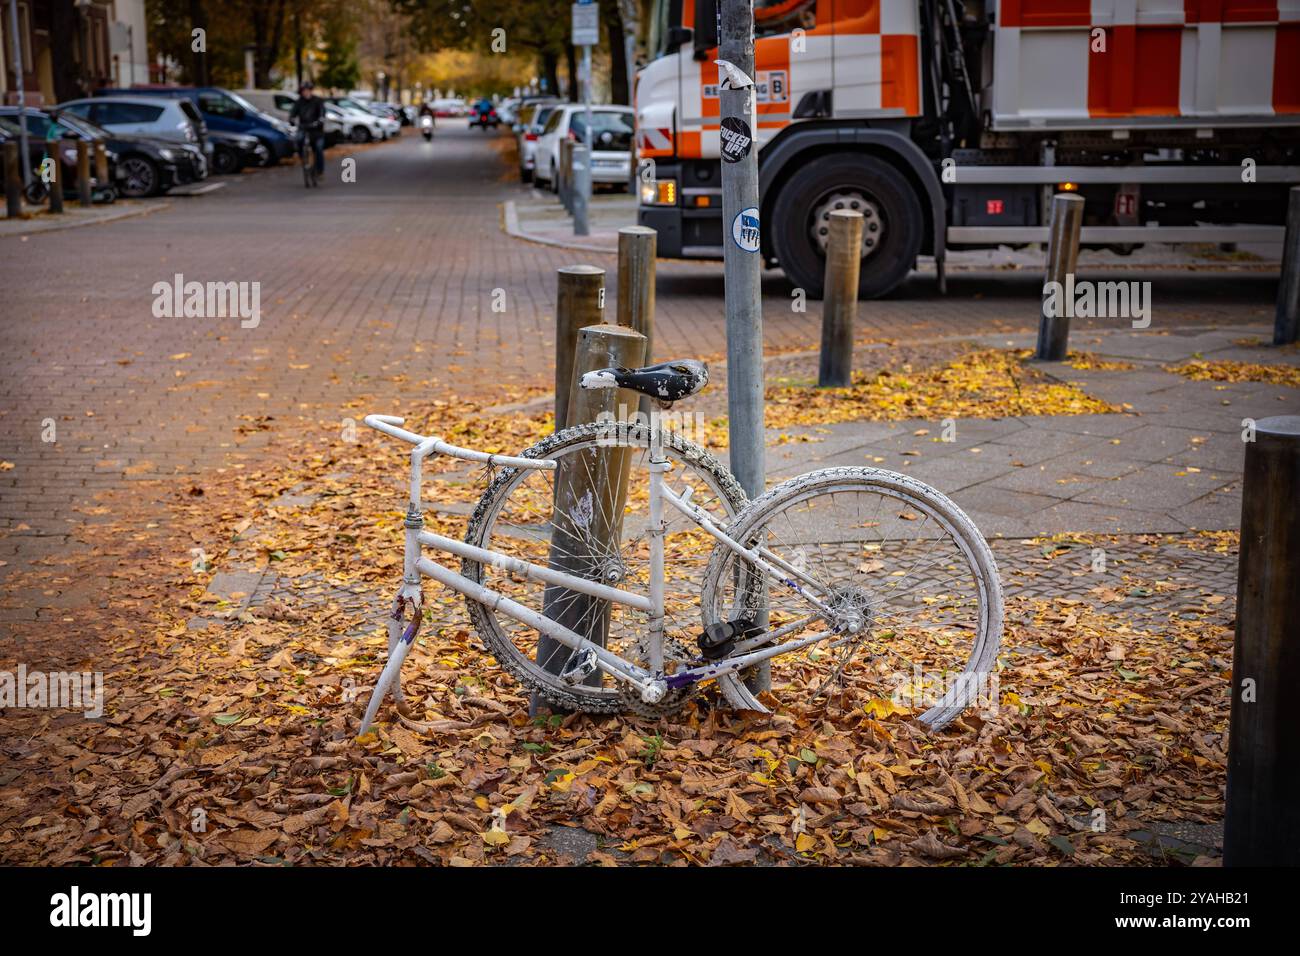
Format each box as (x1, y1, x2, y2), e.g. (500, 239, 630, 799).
(700, 467, 1002, 728)
(462, 420, 746, 714)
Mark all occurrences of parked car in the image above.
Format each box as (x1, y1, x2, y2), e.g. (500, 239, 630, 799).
(534, 105, 634, 192)
(323, 101, 387, 143)
(514, 100, 561, 183)
(0, 106, 204, 198)
(233, 88, 301, 125)
(0, 115, 95, 200)
(205, 129, 268, 174)
(497, 98, 521, 125)
(430, 97, 468, 118)
(325, 97, 398, 140)
(368, 102, 405, 128)
(55, 96, 208, 164)
(96, 87, 296, 165)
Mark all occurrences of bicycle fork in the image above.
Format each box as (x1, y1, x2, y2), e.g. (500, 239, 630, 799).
(358, 448, 431, 735)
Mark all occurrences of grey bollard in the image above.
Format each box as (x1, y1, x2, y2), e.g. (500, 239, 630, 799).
(572, 145, 590, 237)
(1034, 193, 1085, 361)
(818, 209, 864, 387)
(1224, 415, 1300, 865)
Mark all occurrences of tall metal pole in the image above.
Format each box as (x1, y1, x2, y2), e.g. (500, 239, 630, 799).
(719, 0, 768, 693)
(8, 0, 31, 187)
(718, 0, 764, 497)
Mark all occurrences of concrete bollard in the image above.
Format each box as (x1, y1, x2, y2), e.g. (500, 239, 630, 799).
(76, 140, 92, 207)
(1274, 186, 1300, 346)
(1034, 193, 1085, 361)
(818, 209, 864, 387)
(4, 142, 20, 218)
(554, 264, 606, 432)
(572, 145, 590, 237)
(533, 323, 647, 714)
(1224, 415, 1300, 865)
(47, 139, 63, 214)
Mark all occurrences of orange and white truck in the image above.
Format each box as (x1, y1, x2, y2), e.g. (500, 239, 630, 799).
(634, 0, 1300, 297)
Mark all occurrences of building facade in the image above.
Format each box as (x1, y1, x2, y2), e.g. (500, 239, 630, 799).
(1, 0, 148, 107)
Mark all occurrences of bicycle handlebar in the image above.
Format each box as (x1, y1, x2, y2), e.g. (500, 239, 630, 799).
(363, 414, 555, 471)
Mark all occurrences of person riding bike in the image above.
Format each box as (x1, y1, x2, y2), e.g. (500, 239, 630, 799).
(289, 82, 327, 181)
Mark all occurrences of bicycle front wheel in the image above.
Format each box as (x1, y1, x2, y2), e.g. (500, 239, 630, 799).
(700, 467, 1003, 729)
(463, 420, 746, 715)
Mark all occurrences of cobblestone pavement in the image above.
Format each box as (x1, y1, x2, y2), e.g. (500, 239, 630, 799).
(0, 122, 1283, 597)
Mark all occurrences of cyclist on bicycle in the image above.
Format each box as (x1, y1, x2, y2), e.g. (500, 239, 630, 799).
(289, 82, 326, 181)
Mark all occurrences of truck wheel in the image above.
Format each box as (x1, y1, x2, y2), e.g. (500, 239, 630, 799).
(771, 153, 924, 299)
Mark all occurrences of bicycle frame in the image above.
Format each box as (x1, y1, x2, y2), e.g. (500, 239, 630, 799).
(360, 414, 836, 727)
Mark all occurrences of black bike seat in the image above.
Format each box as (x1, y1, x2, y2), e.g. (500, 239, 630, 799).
(580, 359, 709, 402)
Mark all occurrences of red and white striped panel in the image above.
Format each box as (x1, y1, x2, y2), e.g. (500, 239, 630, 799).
(993, 0, 1300, 125)
(637, 126, 674, 158)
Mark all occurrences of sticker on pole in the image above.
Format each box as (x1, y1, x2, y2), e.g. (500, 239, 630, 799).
(719, 117, 752, 164)
(732, 207, 760, 253)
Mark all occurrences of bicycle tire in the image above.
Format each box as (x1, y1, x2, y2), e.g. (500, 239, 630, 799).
(699, 467, 1003, 729)
(462, 420, 747, 714)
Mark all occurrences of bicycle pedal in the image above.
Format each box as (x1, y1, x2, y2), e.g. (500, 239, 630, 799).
(697, 619, 762, 661)
(560, 647, 599, 685)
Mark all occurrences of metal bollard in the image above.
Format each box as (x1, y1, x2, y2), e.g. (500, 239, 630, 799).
(1274, 186, 1300, 346)
(1034, 193, 1085, 361)
(4, 142, 20, 218)
(47, 140, 63, 214)
(572, 145, 590, 237)
(94, 141, 109, 185)
(1224, 415, 1300, 865)
(76, 140, 92, 207)
(554, 264, 606, 431)
(818, 209, 864, 387)
(533, 322, 647, 714)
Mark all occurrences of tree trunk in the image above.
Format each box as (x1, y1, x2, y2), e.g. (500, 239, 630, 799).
(606, 16, 628, 104)
(293, 4, 303, 87)
(565, 43, 577, 102)
(542, 49, 560, 96)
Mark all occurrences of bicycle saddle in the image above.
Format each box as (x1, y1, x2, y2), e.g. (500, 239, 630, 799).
(580, 360, 709, 402)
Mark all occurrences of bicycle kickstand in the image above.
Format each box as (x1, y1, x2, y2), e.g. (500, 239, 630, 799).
(357, 582, 423, 736)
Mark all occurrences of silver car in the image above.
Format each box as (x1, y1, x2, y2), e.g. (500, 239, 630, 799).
(56, 95, 210, 168)
(516, 100, 561, 184)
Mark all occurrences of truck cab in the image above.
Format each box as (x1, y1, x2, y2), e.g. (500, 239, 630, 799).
(636, 0, 1300, 298)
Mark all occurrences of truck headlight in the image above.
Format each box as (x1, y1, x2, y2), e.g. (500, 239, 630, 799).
(640, 178, 677, 206)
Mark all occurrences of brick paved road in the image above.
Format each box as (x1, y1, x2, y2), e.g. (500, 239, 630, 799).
(0, 123, 1280, 577)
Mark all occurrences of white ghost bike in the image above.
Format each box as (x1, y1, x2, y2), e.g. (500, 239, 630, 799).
(357, 359, 1002, 735)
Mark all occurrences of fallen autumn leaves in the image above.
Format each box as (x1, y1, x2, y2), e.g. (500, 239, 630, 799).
(0, 353, 1232, 867)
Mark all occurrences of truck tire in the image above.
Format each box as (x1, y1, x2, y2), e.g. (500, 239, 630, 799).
(771, 153, 924, 300)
